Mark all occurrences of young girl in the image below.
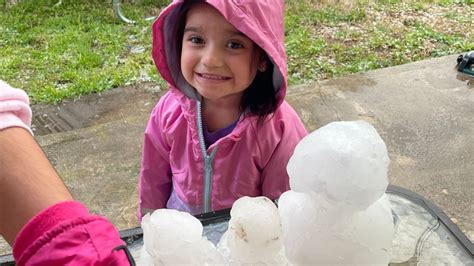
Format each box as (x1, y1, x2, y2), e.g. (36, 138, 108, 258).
(139, 0, 307, 217)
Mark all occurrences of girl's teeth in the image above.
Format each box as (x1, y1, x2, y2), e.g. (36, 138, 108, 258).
(201, 74, 226, 80)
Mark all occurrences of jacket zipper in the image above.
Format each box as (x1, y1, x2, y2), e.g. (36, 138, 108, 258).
(196, 101, 218, 213)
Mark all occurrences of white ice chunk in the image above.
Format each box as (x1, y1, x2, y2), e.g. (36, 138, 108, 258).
(278, 190, 320, 261)
(140, 209, 223, 265)
(281, 120, 394, 265)
(287, 120, 390, 211)
(280, 192, 394, 265)
(217, 196, 286, 264)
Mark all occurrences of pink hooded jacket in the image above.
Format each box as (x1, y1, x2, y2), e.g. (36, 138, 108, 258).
(0, 80, 131, 265)
(139, 0, 307, 216)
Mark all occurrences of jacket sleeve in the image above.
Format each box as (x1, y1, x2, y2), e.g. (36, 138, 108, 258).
(138, 96, 173, 220)
(13, 201, 131, 265)
(0, 80, 33, 134)
(260, 102, 308, 200)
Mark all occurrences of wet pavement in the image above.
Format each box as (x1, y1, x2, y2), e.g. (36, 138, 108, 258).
(1, 54, 472, 256)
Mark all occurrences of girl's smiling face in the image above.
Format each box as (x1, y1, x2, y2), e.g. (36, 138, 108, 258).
(180, 3, 265, 107)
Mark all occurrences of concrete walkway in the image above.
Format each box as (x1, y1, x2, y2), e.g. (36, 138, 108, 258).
(1, 54, 472, 255)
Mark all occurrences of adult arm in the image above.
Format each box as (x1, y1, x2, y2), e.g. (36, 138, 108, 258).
(0, 127, 73, 244)
(0, 81, 73, 244)
(0, 81, 131, 265)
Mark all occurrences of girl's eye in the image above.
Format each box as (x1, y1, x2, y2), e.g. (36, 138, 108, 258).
(227, 42, 243, 49)
(188, 36, 204, 44)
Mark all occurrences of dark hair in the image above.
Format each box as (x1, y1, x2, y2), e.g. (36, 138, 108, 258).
(240, 55, 277, 122)
(174, 1, 279, 122)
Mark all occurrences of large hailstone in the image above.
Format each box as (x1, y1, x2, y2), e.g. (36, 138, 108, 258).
(140, 209, 223, 265)
(287, 120, 390, 211)
(217, 196, 287, 264)
(279, 191, 394, 265)
(280, 120, 394, 265)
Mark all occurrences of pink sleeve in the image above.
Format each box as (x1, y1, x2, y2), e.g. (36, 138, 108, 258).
(13, 201, 131, 265)
(138, 100, 173, 220)
(261, 102, 307, 199)
(0, 80, 33, 134)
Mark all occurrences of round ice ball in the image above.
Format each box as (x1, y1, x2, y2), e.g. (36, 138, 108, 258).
(141, 209, 203, 257)
(227, 196, 284, 262)
(278, 190, 320, 262)
(287, 120, 390, 210)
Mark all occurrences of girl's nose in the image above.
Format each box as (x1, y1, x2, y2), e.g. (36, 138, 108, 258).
(201, 46, 224, 68)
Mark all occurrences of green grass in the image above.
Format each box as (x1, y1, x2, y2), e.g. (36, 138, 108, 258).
(285, 0, 473, 83)
(0, 0, 472, 103)
(0, 0, 168, 103)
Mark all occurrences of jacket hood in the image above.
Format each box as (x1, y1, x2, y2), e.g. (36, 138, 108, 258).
(151, 0, 287, 106)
